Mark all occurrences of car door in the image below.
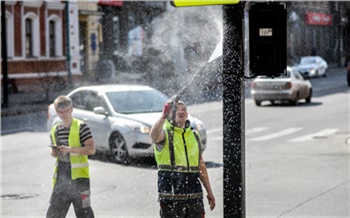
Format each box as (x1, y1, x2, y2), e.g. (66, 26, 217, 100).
(294, 71, 308, 98)
(70, 90, 111, 150)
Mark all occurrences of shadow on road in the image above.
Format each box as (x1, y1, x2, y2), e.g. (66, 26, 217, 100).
(90, 152, 223, 170)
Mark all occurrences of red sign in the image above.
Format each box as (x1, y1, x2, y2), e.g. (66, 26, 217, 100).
(305, 12, 332, 26)
(98, 0, 123, 7)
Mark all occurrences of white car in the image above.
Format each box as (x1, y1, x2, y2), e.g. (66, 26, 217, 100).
(296, 56, 328, 78)
(47, 84, 207, 163)
(251, 67, 312, 106)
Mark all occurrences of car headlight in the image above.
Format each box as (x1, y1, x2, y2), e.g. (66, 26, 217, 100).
(195, 120, 205, 131)
(132, 125, 151, 134)
(310, 69, 316, 75)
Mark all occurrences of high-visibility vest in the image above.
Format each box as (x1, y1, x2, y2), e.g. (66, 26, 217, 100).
(154, 119, 203, 201)
(50, 118, 89, 187)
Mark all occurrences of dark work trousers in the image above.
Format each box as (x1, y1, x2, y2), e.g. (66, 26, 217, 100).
(46, 162, 94, 218)
(160, 201, 205, 218)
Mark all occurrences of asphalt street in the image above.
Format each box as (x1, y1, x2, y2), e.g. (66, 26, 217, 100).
(1, 66, 349, 217)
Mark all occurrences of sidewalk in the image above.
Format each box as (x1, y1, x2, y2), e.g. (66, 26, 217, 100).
(1, 90, 66, 117)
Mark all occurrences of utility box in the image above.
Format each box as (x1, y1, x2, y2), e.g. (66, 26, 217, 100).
(249, 3, 287, 77)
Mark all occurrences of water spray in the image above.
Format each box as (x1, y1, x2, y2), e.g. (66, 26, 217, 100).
(169, 39, 222, 124)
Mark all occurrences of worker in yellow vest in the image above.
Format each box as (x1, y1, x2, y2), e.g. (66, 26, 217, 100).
(150, 99, 215, 218)
(46, 95, 96, 218)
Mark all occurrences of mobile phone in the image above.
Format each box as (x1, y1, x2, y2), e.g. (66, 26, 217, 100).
(49, 145, 58, 149)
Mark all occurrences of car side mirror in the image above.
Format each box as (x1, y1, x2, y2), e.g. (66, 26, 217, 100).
(93, 106, 109, 116)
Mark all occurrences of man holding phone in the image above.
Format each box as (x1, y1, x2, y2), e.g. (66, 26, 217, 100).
(46, 95, 96, 218)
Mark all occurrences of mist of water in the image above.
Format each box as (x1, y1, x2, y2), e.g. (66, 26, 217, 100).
(147, 5, 224, 103)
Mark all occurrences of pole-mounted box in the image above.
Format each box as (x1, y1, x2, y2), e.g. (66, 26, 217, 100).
(249, 2, 287, 77)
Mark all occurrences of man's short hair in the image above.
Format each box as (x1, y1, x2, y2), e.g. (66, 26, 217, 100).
(54, 95, 73, 110)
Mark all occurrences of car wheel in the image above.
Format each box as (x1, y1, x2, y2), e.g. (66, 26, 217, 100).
(306, 89, 312, 103)
(109, 131, 129, 164)
(255, 100, 261, 106)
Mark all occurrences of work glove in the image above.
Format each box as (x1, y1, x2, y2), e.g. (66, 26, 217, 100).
(162, 95, 177, 119)
(162, 102, 172, 119)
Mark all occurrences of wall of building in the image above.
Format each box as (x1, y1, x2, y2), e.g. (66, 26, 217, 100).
(1, 1, 82, 93)
(288, 1, 349, 66)
(78, 2, 103, 81)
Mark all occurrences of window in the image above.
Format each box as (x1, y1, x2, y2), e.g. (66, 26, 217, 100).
(25, 18, 33, 57)
(5, 12, 14, 58)
(47, 15, 63, 57)
(49, 20, 56, 56)
(70, 91, 106, 112)
(23, 12, 39, 58)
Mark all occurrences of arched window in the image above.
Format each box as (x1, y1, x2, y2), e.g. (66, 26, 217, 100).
(22, 13, 40, 58)
(25, 18, 33, 57)
(49, 20, 56, 56)
(5, 11, 14, 58)
(47, 15, 63, 57)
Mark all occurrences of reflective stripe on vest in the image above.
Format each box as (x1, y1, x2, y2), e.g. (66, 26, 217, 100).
(157, 165, 199, 172)
(159, 192, 204, 201)
(50, 118, 89, 187)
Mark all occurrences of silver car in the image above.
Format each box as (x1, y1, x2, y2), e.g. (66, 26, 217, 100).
(251, 67, 312, 106)
(296, 56, 328, 78)
(47, 84, 207, 163)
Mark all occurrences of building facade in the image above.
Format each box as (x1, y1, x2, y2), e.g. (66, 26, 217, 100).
(2, 1, 80, 93)
(78, 1, 103, 81)
(288, 1, 350, 66)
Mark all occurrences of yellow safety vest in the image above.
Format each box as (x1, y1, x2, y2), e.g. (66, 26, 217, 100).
(154, 120, 201, 172)
(50, 118, 89, 187)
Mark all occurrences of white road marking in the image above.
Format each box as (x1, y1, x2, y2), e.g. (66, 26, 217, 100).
(289, 129, 340, 142)
(245, 127, 267, 136)
(250, 127, 303, 141)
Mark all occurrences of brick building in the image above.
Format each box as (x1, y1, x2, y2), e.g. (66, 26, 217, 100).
(1, 1, 80, 94)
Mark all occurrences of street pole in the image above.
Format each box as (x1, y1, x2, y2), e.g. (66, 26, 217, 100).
(1, 1, 9, 108)
(223, 3, 245, 217)
(65, 1, 72, 88)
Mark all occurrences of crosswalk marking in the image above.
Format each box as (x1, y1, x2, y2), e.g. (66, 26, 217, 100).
(250, 127, 303, 141)
(289, 129, 340, 142)
(246, 127, 267, 136)
(207, 127, 341, 143)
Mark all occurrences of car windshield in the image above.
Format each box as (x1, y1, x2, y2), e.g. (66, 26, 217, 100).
(106, 90, 168, 114)
(300, 57, 316, 65)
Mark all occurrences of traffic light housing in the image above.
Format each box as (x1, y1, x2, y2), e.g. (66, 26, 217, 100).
(249, 3, 287, 77)
(171, 0, 239, 7)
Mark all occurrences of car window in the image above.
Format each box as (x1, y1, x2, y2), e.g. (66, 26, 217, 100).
(70, 91, 85, 110)
(84, 91, 105, 111)
(300, 57, 316, 65)
(70, 91, 106, 111)
(293, 71, 301, 80)
(106, 90, 168, 114)
(257, 70, 290, 79)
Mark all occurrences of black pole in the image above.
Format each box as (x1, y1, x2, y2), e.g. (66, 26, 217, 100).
(65, 1, 72, 89)
(223, 3, 245, 217)
(1, 1, 9, 108)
